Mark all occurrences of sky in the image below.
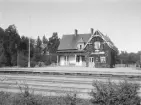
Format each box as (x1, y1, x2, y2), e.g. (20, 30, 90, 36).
(0, 0, 141, 53)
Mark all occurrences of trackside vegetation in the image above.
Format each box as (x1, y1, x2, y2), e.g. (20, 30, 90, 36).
(0, 91, 90, 105)
(0, 79, 141, 105)
(90, 80, 141, 105)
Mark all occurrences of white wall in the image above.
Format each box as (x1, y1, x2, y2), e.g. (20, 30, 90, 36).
(68, 55, 76, 64)
(60, 56, 65, 66)
(59, 55, 86, 66)
(76, 58, 82, 66)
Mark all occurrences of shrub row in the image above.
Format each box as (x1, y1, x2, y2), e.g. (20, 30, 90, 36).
(0, 79, 140, 105)
(90, 80, 141, 105)
(0, 91, 90, 105)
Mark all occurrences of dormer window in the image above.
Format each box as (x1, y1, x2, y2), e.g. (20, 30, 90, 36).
(77, 37, 84, 50)
(80, 45, 82, 49)
(77, 43, 84, 50)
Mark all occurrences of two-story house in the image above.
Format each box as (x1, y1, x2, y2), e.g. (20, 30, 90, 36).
(57, 28, 118, 68)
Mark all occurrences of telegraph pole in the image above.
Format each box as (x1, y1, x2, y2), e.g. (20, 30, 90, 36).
(140, 54, 141, 63)
(28, 16, 31, 68)
(28, 37, 30, 67)
(140, 53, 141, 68)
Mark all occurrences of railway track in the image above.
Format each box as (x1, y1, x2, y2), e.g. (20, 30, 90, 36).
(0, 74, 94, 98)
(0, 67, 141, 77)
(0, 73, 141, 99)
(0, 67, 141, 99)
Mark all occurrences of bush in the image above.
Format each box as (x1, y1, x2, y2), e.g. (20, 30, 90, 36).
(63, 93, 77, 105)
(0, 91, 91, 105)
(136, 61, 141, 68)
(90, 80, 141, 105)
(30, 60, 37, 67)
(0, 91, 12, 105)
(18, 53, 28, 67)
(13, 82, 42, 105)
(0, 52, 7, 67)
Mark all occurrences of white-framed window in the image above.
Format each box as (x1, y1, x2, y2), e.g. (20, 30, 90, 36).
(94, 41, 101, 50)
(89, 57, 94, 62)
(92, 57, 94, 62)
(76, 56, 80, 62)
(100, 56, 106, 63)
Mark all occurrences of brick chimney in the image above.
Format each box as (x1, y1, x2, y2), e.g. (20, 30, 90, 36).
(90, 28, 94, 35)
(74, 29, 78, 36)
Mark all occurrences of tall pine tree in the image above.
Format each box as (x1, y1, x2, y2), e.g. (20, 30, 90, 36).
(33, 36, 42, 62)
(42, 35, 48, 54)
(48, 32, 60, 53)
(3, 24, 20, 66)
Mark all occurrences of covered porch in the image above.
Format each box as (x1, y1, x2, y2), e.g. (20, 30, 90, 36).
(57, 52, 86, 67)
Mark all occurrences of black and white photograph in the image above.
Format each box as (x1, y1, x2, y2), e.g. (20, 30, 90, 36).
(0, 0, 141, 104)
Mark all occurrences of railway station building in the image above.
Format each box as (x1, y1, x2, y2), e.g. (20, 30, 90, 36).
(57, 28, 118, 68)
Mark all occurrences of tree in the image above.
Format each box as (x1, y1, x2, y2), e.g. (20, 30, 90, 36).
(48, 32, 60, 53)
(0, 27, 5, 56)
(0, 52, 7, 67)
(3, 24, 20, 66)
(18, 51, 28, 67)
(36, 36, 42, 49)
(42, 35, 48, 44)
(118, 51, 129, 64)
(127, 53, 137, 64)
(42, 35, 48, 55)
(19, 36, 29, 54)
(117, 51, 140, 66)
(32, 36, 42, 62)
(18, 36, 35, 67)
(0, 27, 7, 66)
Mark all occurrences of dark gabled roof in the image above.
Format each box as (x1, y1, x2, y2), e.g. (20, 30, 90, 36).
(58, 34, 91, 50)
(58, 30, 118, 52)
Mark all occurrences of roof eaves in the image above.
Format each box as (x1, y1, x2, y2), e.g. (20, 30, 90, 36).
(93, 30, 118, 52)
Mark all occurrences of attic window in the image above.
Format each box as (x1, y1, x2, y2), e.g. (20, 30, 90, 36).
(94, 41, 100, 50)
